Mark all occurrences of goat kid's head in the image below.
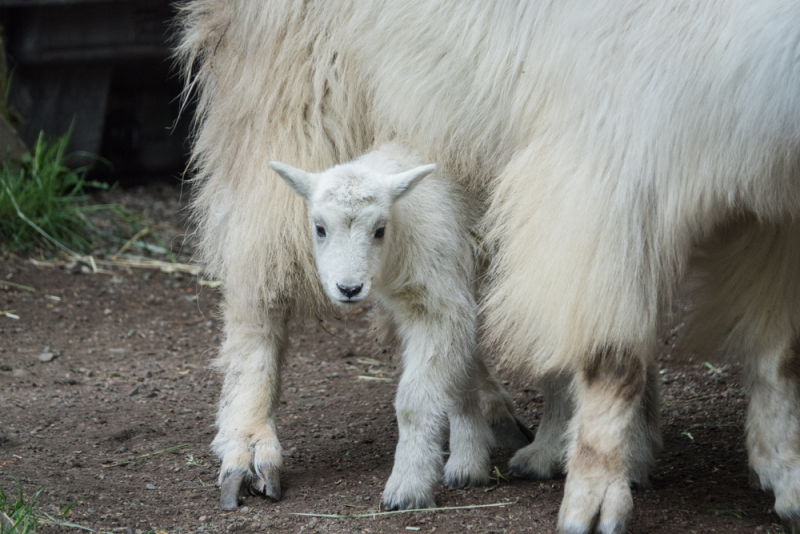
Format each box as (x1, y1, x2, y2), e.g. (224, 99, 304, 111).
(269, 159, 436, 307)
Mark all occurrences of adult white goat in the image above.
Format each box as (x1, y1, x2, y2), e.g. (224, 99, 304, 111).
(177, 1, 800, 532)
(268, 141, 531, 509)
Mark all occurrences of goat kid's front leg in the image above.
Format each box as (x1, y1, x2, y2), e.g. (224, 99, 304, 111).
(382, 318, 493, 510)
(213, 313, 287, 510)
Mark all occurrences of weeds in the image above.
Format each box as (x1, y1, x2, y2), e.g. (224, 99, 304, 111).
(484, 466, 509, 493)
(709, 509, 744, 519)
(0, 479, 40, 534)
(186, 454, 210, 468)
(0, 130, 157, 256)
(0, 479, 94, 533)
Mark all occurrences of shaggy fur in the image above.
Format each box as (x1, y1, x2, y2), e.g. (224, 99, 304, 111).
(177, 1, 800, 531)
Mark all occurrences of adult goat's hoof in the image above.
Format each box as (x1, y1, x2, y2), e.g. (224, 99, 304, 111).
(491, 416, 534, 450)
(219, 469, 247, 510)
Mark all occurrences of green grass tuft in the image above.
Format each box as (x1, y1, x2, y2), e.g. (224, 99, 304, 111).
(0, 479, 40, 534)
(0, 130, 150, 255)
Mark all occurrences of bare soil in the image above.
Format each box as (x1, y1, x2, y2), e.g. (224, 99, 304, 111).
(0, 185, 787, 533)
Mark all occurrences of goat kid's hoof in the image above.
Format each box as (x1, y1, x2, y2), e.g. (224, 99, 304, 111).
(381, 485, 436, 511)
(491, 416, 534, 450)
(381, 495, 437, 511)
(443, 468, 491, 489)
(219, 465, 281, 510)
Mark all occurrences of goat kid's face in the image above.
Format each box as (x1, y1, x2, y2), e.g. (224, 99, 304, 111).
(269, 160, 435, 307)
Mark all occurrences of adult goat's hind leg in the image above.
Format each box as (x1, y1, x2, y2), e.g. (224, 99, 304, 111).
(690, 222, 800, 531)
(509, 371, 573, 479)
(508, 364, 659, 486)
(747, 342, 800, 532)
(477, 358, 534, 450)
(213, 307, 288, 510)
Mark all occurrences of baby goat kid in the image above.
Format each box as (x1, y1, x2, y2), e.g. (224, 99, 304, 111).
(268, 142, 529, 509)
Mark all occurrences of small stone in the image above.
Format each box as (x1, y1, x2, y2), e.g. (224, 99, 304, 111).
(11, 369, 26, 377)
(146, 484, 156, 490)
(128, 386, 140, 397)
(198, 516, 207, 522)
(38, 352, 55, 362)
(240, 507, 250, 514)
(104, 308, 113, 315)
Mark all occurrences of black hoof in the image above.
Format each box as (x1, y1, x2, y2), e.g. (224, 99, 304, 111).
(515, 417, 535, 442)
(382, 495, 436, 511)
(254, 463, 282, 501)
(491, 416, 534, 450)
(444, 471, 490, 489)
(219, 470, 246, 510)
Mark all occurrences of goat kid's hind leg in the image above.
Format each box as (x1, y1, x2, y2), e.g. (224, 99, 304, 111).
(383, 319, 493, 509)
(558, 349, 652, 534)
(444, 360, 496, 490)
(213, 311, 287, 510)
(509, 371, 573, 479)
(477, 359, 534, 450)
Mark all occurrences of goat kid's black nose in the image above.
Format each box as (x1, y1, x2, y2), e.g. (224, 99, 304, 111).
(337, 283, 363, 298)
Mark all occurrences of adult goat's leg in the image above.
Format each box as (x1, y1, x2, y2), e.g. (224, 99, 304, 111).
(509, 371, 573, 479)
(476, 357, 534, 450)
(558, 349, 653, 534)
(213, 307, 288, 510)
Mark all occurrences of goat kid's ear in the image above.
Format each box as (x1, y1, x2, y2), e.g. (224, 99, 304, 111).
(386, 164, 436, 200)
(269, 161, 317, 200)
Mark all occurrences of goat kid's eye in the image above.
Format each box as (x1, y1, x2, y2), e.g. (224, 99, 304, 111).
(316, 225, 326, 237)
(374, 227, 385, 239)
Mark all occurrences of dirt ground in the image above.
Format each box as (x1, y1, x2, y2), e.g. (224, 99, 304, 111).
(0, 185, 788, 533)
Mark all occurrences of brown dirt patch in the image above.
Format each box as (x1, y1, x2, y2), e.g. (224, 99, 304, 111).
(0, 185, 786, 533)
